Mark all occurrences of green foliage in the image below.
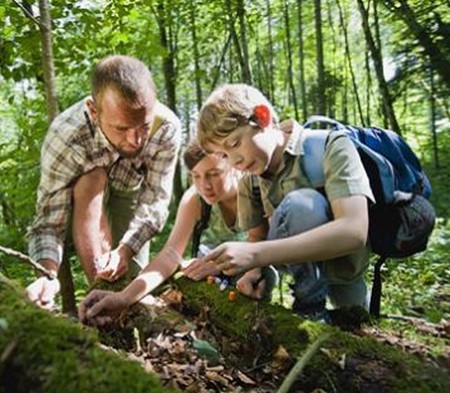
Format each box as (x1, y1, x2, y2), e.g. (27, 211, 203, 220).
(0, 0, 448, 333)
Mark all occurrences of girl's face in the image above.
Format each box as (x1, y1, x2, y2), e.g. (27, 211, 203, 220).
(190, 155, 237, 205)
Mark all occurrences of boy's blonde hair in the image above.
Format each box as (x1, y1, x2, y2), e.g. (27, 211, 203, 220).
(197, 83, 278, 149)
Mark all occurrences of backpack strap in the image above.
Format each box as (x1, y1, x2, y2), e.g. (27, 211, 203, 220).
(303, 115, 347, 131)
(149, 100, 168, 138)
(191, 197, 212, 258)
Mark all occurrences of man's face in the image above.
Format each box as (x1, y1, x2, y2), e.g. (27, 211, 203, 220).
(89, 88, 155, 158)
(206, 125, 276, 176)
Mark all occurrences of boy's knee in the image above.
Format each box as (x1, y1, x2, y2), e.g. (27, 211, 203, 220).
(269, 189, 330, 238)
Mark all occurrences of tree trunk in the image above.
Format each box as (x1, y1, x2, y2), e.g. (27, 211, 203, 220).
(237, 0, 252, 84)
(37, 0, 78, 315)
(154, 1, 183, 203)
(356, 0, 401, 135)
(296, 0, 307, 121)
(38, 0, 58, 123)
(384, 0, 450, 89)
(429, 65, 439, 169)
(266, 0, 275, 104)
(283, 0, 299, 120)
(189, 0, 202, 111)
(225, 0, 251, 84)
(335, 0, 365, 125)
(210, 33, 232, 91)
(314, 0, 326, 115)
(372, 0, 389, 128)
(365, 41, 372, 125)
(325, 0, 337, 119)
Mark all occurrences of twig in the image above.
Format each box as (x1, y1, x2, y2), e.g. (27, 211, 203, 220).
(0, 245, 56, 279)
(277, 333, 330, 393)
(11, 0, 43, 28)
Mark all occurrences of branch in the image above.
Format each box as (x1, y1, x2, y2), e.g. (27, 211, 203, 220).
(12, 0, 43, 28)
(0, 245, 56, 280)
(277, 334, 330, 393)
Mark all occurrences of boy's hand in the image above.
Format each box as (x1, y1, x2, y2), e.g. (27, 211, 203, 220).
(202, 241, 259, 276)
(236, 269, 266, 299)
(79, 289, 129, 326)
(182, 258, 220, 281)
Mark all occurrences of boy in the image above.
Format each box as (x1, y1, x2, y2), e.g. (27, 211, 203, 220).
(196, 83, 374, 317)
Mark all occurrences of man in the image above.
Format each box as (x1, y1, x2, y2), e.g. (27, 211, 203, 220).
(26, 55, 181, 309)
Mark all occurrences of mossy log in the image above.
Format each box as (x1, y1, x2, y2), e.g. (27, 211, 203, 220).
(172, 277, 449, 393)
(0, 274, 176, 393)
(2, 272, 449, 393)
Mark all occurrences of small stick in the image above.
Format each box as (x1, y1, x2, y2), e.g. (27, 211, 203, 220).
(0, 245, 56, 280)
(277, 334, 330, 393)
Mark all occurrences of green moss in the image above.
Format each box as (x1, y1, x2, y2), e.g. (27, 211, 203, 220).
(176, 277, 450, 393)
(0, 276, 176, 393)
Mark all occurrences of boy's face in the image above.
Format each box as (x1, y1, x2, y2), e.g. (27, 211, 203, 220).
(206, 125, 276, 176)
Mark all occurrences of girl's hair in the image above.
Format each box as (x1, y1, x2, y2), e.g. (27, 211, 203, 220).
(183, 138, 208, 171)
(196, 83, 278, 149)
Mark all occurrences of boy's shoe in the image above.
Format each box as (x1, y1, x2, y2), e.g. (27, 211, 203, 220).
(292, 298, 331, 324)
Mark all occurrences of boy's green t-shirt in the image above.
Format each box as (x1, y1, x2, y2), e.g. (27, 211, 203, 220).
(238, 119, 374, 230)
(237, 119, 374, 284)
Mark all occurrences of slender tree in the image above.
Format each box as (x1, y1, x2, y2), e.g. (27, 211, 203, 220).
(429, 65, 439, 169)
(335, 0, 364, 125)
(384, 0, 450, 89)
(266, 0, 275, 103)
(225, 0, 250, 83)
(372, 0, 389, 128)
(154, 1, 183, 201)
(189, 0, 202, 111)
(38, 0, 58, 122)
(283, 0, 299, 120)
(296, 0, 307, 120)
(314, 0, 326, 115)
(365, 40, 372, 124)
(356, 0, 401, 134)
(237, 0, 252, 84)
(210, 33, 232, 91)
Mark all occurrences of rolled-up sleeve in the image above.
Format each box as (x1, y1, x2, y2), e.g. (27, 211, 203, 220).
(28, 130, 84, 265)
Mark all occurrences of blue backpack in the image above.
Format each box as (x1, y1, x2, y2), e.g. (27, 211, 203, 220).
(302, 115, 434, 257)
(302, 116, 436, 316)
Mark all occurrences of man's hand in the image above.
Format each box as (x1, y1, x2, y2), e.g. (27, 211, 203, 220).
(236, 269, 266, 299)
(202, 241, 260, 276)
(182, 258, 220, 281)
(95, 244, 133, 282)
(26, 276, 61, 310)
(78, 289, 129, 326)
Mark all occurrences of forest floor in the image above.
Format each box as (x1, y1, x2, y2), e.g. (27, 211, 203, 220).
(92, 282, 450, 393)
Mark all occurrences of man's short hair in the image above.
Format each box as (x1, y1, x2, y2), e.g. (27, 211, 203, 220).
(183, 139, 208, 171)
(91, 55, 156, 105)
(196, 83, 278, 149)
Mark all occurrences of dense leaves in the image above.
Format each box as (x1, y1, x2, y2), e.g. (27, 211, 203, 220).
(0, 0, 448, 359)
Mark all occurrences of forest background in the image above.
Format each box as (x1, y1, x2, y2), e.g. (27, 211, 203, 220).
(0, 0, 449, 330)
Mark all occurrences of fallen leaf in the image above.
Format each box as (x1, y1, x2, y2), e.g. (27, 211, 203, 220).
(236, 370, 256, 385)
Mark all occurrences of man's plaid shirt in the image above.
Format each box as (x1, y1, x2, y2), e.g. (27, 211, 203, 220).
(28, 98, 182, 266)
